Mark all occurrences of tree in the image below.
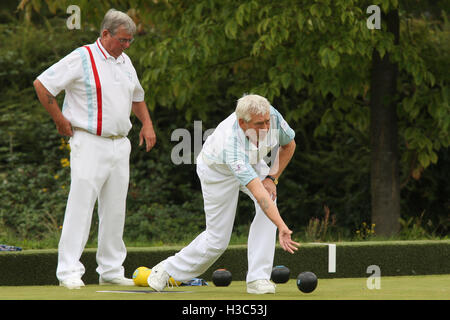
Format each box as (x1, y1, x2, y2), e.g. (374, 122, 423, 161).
(17, 0, 449, 237)
(369, 9, 401, 236)
(133, 0, 448, 236)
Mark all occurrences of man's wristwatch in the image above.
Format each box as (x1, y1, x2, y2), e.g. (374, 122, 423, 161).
(266, 175, 278, 185)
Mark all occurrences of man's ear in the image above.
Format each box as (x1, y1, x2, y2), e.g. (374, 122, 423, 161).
(238, 118, 246, 130)
(101, 29, 109, 39)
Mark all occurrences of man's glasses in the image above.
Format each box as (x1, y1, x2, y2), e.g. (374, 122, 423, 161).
(108, 30, 134, 44)
(114, 36, 134, 44)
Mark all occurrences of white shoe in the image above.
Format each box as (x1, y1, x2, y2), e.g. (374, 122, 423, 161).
(59, 278, 85, 290)
(99, 276, 135, 286)
(147, 262, 170, 291)
(247, 279, 276, 294)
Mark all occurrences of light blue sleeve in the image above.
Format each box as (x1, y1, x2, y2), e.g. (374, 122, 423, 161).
(271, 106, 295, 146)
(224, 135, 258, 186)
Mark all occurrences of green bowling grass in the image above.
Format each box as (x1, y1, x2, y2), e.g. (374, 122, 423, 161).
(0, 274, 448, 300)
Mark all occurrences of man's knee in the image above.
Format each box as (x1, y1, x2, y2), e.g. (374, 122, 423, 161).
(207, 234, 230, 255)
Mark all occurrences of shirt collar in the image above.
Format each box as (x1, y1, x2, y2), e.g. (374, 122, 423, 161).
(95, 38, 125, 64)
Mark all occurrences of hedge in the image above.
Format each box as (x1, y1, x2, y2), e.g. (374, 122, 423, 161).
(0, 240, 449, 286)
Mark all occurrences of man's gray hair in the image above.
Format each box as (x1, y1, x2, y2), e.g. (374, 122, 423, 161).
(100, 9, 136, 36)
(235, 94, 271, 122)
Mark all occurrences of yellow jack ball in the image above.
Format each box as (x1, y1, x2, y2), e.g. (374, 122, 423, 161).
(132, 266, 182, 287)
(132, 267, 151, 286)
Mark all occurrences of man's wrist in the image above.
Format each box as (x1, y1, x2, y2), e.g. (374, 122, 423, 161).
(142, 120, 154, 128)
(265, 175, 278, 185)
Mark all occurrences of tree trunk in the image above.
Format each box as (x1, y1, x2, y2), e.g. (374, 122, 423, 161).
(369, 10, 400, 236)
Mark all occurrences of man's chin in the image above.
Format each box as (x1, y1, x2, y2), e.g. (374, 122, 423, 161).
(113, 50, 124, 58)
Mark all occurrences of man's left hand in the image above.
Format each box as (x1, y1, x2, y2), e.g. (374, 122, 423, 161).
(139, 124, 156, 152)
(262, 177, 277, 201)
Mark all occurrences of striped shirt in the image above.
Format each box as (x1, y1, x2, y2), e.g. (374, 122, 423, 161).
(37, 39, 144, 137)
(199, 106, 295, 186)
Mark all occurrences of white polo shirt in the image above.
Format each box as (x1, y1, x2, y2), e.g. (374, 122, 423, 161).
(37, 38, 145, 137)
(199, 106, 295, 186)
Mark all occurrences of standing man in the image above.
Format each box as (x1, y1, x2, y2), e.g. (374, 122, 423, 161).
(33, 9, 156, 289)
(148, 94, 298, 294)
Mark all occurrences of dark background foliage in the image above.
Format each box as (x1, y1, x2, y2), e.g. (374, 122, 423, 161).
(0, 0, 448, 246)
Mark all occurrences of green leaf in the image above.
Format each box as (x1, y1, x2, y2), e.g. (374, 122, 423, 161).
(319, 47, 330, 67)
(426, 72, 436, 87)
(173, 82, 180, 97)
(293, 76, 305, 92)
(257, 18, 271, 34)
(322, 108, 334, 124)
(225, 20, 238, 39)
(430, 151, 438, 164)
(318, 46, 328, 59)
(309, 4, 321, 17)
(341, 12, 346, 24)
(418, 152, 430, 168)
(297, 12, 305, 29)
(329, 81, 341, 97)
(194, 3, 204, 20)
(378, 46, 386, 59)
(236, 4, 245, 26)
(188, 47, 196, 63)
(403, 128, 415, 142)
(403, 94, 416, 113)
(280, 28, 289, 41)
(268, 67, 277, 81)
(328, 50, 340, 68)
(381, 0, 390, 13)
(281, 73, 291, 89)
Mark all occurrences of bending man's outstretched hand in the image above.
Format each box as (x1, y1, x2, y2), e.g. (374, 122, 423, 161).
(278, 226, 300, 254)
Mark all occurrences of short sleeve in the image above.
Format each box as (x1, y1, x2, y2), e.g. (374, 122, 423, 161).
(125, 56, 145, 102)
(132, 78, 145, 102)
(271, 106, 295, 146)
(36, 49, 81, 96)
(224, 136, 258, 186)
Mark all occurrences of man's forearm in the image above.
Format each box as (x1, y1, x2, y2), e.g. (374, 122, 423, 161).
(269, 139, 296, 178)
(33, 79, 63, 122)
(34, 79, 73, 136)
(132, 101, 153, 127)
(246, 178, 287, 229)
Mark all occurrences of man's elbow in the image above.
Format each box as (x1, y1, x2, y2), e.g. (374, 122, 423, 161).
(282, 139, 296, 151)
(290, 139, 296, 149)
(33, 79, 42, 92)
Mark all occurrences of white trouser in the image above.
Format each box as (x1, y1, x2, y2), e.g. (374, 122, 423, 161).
(164, 158, 277, 283)
(56, 130, 131, 282)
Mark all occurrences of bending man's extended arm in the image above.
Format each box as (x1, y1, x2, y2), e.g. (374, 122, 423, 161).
(246, 178, 299, 254)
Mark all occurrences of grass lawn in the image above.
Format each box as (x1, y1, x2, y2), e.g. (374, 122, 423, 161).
(0, 274, 448, 300)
